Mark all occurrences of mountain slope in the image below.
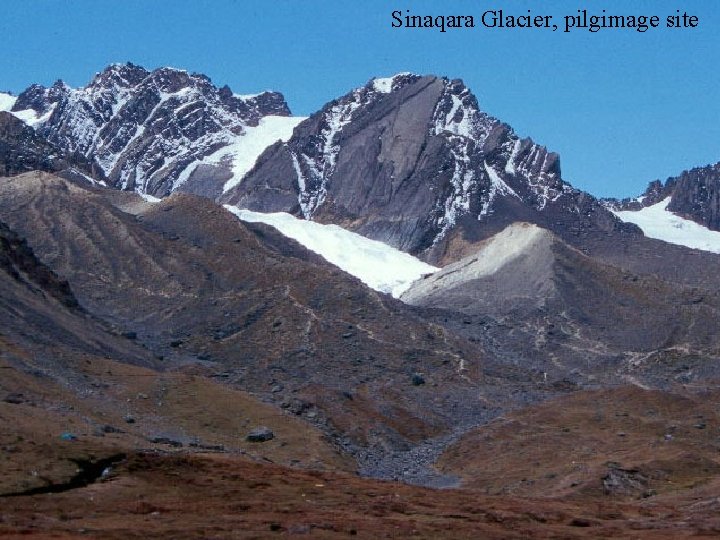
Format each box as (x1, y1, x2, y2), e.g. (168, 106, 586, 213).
(0, 172, 548, 482)
(0, 111, 97, 180)
(437, 386, 720, 499)
(222, 73, 636, 265)
(403, 222, 720, 384)
(612, 197, 720, 254)
(6, 63, 294, 198)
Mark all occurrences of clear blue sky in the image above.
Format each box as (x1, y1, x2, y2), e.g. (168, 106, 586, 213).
(0, 0, 718, 197)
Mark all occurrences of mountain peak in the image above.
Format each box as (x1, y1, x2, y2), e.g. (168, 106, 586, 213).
(223, 72, 592, 264)
(91, 62, 150, 89)
(369, 72, 419, 93)
(401, 221, 559, 311)
(8, 63, 293, 197)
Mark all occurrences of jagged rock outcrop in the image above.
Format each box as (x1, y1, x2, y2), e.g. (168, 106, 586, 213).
(6, 67, 638, 265)
(222, 74, 634, 264)
(10, 63, 292, 197)
(605, 162, 720, 231)
(0, 112, 96, 179)
(667, 163, 720, 230)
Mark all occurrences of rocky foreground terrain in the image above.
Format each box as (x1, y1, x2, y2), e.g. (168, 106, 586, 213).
(1, 65, 720, 538)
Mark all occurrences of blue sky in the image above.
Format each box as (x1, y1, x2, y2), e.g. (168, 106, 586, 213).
(0, 0, 718, 197)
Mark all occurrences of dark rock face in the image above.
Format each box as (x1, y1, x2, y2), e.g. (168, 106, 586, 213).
(0, 218, 79, 309)
(667, 163, 720, 230)
(0, 112, 96, 179)
(12, 63, 291, 197)
(12, 80, 69, 118)
(246, 427, 274, 443)
(222, 74, 633, 264)
(605, 162, 720, 232)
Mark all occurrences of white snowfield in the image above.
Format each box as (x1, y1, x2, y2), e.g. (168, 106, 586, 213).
(613, 197, 720, 254)
(0, 92, 17, 112)
(371, 73, 412, 94)
(0, 92, 54, 128)
(224, 206, 439, 297)
(139, 193, 162, 203)
(219, 115, 306, 193)
(1, 90, 304, 195)
(12, 106, 56, 128)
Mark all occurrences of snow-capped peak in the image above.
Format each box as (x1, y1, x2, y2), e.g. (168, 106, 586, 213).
(8, 63, 293, 197)
(371, 72, 414, 94)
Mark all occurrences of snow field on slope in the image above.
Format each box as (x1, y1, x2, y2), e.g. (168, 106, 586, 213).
(0, 92, 56, 128)
(613, 197, 720, 254)
(224, 207, 439, 297)
(0, 93, 17, 112)
(220, 116, 306, 193)
(371, 73, 411, 94)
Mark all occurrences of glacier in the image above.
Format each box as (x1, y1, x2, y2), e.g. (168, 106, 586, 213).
(225, 206, 439, 297)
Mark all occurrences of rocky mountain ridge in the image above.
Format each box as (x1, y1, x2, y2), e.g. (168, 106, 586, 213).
(403, 221, 720, 379)
(7, 64, 720, 259)
(5, 62, 291, 197)
(3, 64, 720, 530)
(0, 111, 96, 180)
(13, 64, 720, 271)
(223, 73, 634, 264)
(605, 161, 720, 232)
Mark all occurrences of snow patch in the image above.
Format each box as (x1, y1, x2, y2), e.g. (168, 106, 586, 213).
(505, 139, 521, 175)
(613, 197, 720, 254)
(172, 162, 199, 191)
(139, 193, 162, 203)
(479, 162, 519, 219)
(441, 95, 473, 137)
(11, 104, 57, 128)
(220, 115, 306, 192)
(322, 95, 361, 172)
(0, 93, 17, 112)
(371, 73, 410, 94)
(434, 136, 477, 241)
(233, 92, 262, 100)
(225, 206, 439, 297)
(290, 90, 365, 220)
